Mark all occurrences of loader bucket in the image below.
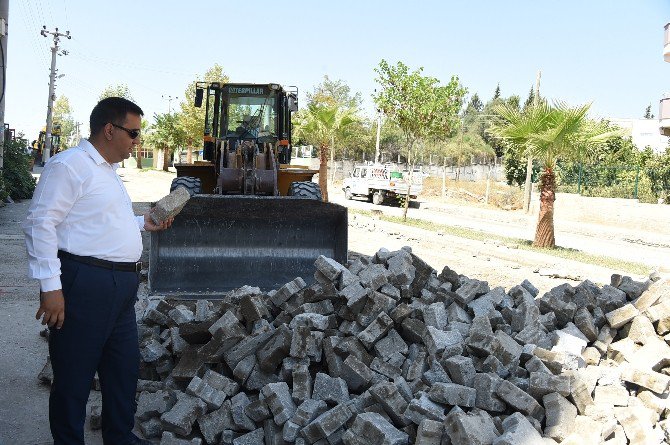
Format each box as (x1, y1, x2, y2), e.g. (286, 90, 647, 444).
(148, 195, 348, 297)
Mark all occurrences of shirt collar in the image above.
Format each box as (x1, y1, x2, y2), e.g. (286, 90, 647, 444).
(79, 139, 120, 170)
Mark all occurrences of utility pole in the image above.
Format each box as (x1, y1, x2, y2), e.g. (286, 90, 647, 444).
(40, 26, 70, 165)
(523, 70, 541, 213)
(0, 0, 8, 171)
(162, 95, 178, 113)
(374, 109, 382, 164)
(72, 121, 81, 146)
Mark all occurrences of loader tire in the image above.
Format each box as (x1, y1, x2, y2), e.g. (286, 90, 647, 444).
(288, 181, 322, 201)
(170, 176, 201, 196)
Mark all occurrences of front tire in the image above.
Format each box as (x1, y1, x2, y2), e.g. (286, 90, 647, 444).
(170, 176, 201, 196)
(372, 191, 384, 205)
(288, 181, 322, 201)
(344, 188, 353, 200)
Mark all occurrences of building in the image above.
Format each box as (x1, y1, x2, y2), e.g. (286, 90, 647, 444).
(660, 23, 670, 137)
(608, 118, 669, 153)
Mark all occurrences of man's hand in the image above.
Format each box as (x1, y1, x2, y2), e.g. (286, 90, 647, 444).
(36, 290, 65, 329)
(143, 211, 174, 232)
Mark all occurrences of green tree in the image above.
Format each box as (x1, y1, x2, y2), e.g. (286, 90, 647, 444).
(439, 131, 495, 174)
(489, 101, 619, 247)
(647, 148, 670, 202)
(462, 93, 484, 130)
(307, 75, 362, 110)
(293, 104, 356, 201)
(477, 95, 520, 158)
(178, 64, 229, 163)
(135, 119, 150, 169)
(644, 104, 655, 119)
(144, 113, 187, 172)
(502, 154, 541, 187)
(52, 96, 76, 150)
(303, 76, 365, 165)
(523, 86, 535, 110)
(1, 137, 36, 200)
(378, 122, 405, 163)
(588, 122, 639, 165)
(338, 117, 375, 161)
(467, 93, 483, 113)
(493, 84, 501, 100)
(98, 84, 134, 101)
(374, 59, 466, 219)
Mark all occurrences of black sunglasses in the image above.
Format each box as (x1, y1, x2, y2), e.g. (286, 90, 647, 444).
(111, 123, 141, 139)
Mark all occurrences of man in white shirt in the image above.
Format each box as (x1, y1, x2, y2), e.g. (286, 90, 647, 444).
(24, 97, 172, 445)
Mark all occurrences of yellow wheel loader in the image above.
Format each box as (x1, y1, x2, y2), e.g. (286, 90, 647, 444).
(149, 83, 348, 296)
(32, 123, 62, 161)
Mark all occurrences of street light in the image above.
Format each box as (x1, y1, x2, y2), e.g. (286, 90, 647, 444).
(162, 95, 178, 113)
(374, 108, 382, 164)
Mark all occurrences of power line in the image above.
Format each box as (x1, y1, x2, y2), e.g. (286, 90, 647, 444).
(62, 0, 70, 30)
(30, 0, 46, 26)
(21, 1, 49, 64)
(38, 0, 55, 29)
(61, 74, 100, 94)
(67, 40, 195, 77)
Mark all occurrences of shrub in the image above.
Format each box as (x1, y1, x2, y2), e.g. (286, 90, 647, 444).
(3, 138, 36, 200)
(0, 167, 7, 201)
(503, 154, 540, 187)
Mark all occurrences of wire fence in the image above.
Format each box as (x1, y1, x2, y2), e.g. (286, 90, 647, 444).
(556, 163, 662, 203)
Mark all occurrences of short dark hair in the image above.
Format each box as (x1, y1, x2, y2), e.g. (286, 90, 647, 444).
(90, 97, 144, 136)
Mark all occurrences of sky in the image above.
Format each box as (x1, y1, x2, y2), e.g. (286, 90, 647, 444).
(6, 0, 670, 141)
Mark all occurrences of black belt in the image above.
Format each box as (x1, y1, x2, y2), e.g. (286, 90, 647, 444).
(58, 250, 142, 273)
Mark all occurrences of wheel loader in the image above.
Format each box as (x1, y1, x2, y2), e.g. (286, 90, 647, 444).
(148, 82, 348, 297)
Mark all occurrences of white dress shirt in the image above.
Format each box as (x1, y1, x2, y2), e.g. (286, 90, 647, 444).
(23, 139, 145, 292)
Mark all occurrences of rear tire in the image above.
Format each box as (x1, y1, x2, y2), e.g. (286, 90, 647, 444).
(372, 191, 384, 205)
(344, 187, 353, 200)
(288, 181, 322, 201)
(170, 176, 201, 196)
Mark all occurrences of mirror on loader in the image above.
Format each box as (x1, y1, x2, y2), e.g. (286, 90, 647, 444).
(288, 93, 298, 112)
(194, 87, 204, 108)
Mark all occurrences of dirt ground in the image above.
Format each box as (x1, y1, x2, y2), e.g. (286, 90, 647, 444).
(0, 165, 668, 444)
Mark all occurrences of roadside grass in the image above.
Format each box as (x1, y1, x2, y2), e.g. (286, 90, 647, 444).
(351, 209, 651, 275)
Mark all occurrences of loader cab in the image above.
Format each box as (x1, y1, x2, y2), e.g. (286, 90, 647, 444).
(196, 83, 297, 165)
(176, 81, 310, 195)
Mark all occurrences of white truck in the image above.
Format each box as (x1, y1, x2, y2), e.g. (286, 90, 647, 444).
(343, 163, 423, 205)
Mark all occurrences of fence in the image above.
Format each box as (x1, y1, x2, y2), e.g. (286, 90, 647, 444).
(306, 159, 505, 183)
(556, 163, 662, 202)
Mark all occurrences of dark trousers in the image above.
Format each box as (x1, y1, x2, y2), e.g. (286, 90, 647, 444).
(48, 257, 140, 445)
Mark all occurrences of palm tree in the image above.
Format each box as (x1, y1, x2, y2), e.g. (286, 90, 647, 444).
(294, 104, 356, 201)
(145, 113, 187, 172)
(135, 120, 149, 169)
(489, 101, 618, 248)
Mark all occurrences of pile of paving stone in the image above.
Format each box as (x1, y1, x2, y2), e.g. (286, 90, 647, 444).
(40, 247, 670, 444)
